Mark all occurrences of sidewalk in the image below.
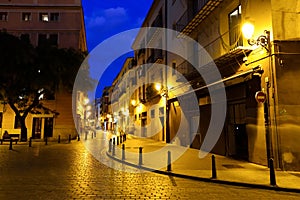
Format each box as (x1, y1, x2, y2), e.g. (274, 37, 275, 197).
(106, 134, 300, 193)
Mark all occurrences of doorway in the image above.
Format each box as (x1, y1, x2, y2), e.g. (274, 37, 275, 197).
(32, 117, 54, 139)
(227, 103, 248, 160)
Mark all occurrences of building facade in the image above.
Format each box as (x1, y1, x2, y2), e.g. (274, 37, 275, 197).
(101, 0, 300, 171)
(0, 0, 87, 140)
(169, 0, 300, 171)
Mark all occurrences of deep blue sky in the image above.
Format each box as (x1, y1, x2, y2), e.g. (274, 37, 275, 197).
(82, 1, 153, 98)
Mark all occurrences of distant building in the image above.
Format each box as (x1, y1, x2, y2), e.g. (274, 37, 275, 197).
(0, 0, 87, 140)
(97, 86, 113, 131)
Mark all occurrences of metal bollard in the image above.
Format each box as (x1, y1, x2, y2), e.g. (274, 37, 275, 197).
(77, 134, 80, 141)
(85, 132, 87, 140)
(167, 151, 172, 172)
(29, 137, 32, 147)
(113, 137, 116, 146)
(117, 136, 119, 145)
(112, 141, 116, 156)
(58, 135, 61, 143)
(139, 147, 143, 166)
(269, 158, 277, 186)
(68, 134, 71, 143)
(9, 139, 13, 150)
(122, 144, 125, 161)
(211, 155, 217, 179)
(91, 132, 94, 139)
(45, 137, 48, 145)
(108, 139, 112, 153)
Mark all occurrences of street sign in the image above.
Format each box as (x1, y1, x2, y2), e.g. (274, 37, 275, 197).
(255, 91, 267, 103)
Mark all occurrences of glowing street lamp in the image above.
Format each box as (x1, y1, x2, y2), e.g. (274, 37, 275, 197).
(242, 22, 255, 40)
(242, 22, 270, 50)
(155, 83, 162, 91)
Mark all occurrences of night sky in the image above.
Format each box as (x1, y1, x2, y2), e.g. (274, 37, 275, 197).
(82, 1, 153, 98)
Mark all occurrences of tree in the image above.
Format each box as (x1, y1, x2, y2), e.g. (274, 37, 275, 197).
(0, 32, 90, 141)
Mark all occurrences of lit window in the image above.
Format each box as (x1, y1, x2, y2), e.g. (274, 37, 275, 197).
(0, 12, 8, 21)
(22, 12, 31, 21)
(228, 5, 243, 47)
(39, 13, 49, 22)
(50, 13, 59, 21)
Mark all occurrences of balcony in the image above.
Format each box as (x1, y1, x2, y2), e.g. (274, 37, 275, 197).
(146, 49, 163, 64)
(138, 48, 146, 57)
(176, 60, 198, 82)
(176, 0, 223, 36)
(146, 14, 163, 44)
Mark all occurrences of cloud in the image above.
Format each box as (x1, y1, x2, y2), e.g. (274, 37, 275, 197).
(86, 16, 106, 27)
(85, 7, 128, 29)
(104, 7, 127, 17)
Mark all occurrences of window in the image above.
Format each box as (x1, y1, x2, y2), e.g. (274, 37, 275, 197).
(151, 109, 155, 118)
(49, 34, 58, 46)
(0, 12, 8, 21)
(20, 34, 30, 43)
(50, 13, 59, 21)
(228, 5, 243, 47)
(38, 33, 58, 46)
(14, 116, 21, 129)
(38, 34, 47, 46)
(22, 12, 31, 21)
(138, 65, 145, 77)
(39, 13, 49, 22)
(172, 62, 176, 75)
(159, 107, 164, 116)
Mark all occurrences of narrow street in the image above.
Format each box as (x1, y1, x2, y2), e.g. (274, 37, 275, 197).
(0, 132, 299, 199)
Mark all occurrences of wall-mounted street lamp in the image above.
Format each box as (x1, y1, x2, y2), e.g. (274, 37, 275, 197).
(154, 83, 168, 98)
(242, 22, 270, 51)
(131, 99, 137, 107)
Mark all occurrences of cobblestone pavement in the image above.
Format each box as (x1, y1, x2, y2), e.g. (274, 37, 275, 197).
(0, 139, 300, 199)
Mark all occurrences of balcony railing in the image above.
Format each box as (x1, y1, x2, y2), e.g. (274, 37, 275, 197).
(176, 0, 223, 35)
(176, 60, 198, 81)
(137, 48, 145, 57)
(146, 49, 163, 64)
(146, 14, 163, 43)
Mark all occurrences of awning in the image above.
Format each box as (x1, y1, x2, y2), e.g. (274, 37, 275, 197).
(170, 65, 262, 100)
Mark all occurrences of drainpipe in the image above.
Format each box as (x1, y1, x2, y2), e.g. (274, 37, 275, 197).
(164, 0, 170, 143)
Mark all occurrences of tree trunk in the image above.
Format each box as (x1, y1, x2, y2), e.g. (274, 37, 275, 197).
(20, 118, 28, 141)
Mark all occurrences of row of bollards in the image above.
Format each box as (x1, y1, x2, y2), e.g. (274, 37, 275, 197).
(27, 134, 73, 148)
(4, 133, 80, 150)
(108, 140, 277, 187)
(210, 155, 277, 186)
(84, 131, 97, 141)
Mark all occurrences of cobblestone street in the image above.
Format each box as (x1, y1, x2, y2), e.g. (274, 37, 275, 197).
(0, 137, 300, 199)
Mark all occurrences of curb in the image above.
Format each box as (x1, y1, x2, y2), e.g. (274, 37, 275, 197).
(106, 151, 300, 193)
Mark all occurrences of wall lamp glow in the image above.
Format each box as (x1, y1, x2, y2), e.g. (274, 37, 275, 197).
(242, 22, 270, 51)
